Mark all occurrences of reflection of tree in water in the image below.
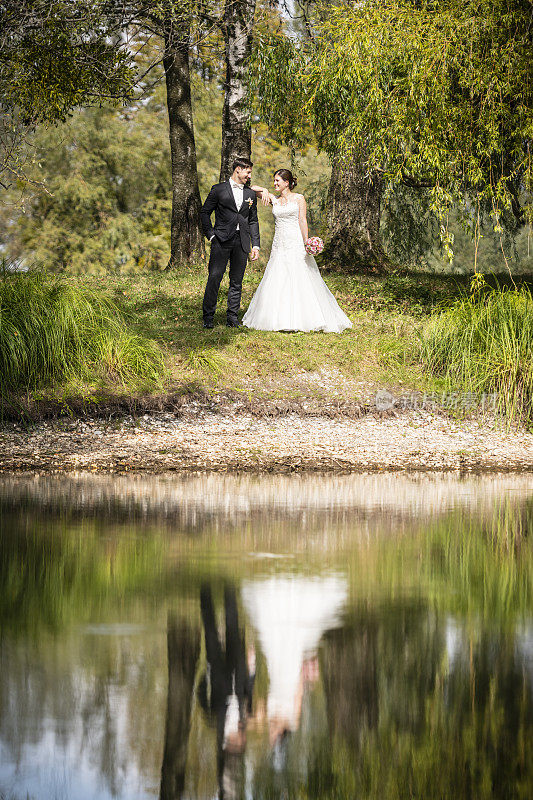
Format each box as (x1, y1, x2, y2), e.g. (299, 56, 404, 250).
(252, 603, 533, 800)
(2, 480, 533, 800)
(160, 614, 200, 800)
(321, 600, 443, 747)
(440, 625, 533, 797)
(0, 631, 167, 798)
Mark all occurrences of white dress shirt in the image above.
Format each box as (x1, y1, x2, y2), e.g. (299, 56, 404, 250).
(229, 177, 244, 216)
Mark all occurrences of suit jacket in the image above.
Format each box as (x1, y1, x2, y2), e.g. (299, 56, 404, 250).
(200, 181, 260, 253)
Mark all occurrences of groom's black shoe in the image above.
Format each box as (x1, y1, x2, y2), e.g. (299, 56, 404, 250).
(226, 320, 240, 328)
(203, 320, 214, 329)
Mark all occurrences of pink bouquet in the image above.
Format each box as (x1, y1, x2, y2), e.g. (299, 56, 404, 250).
(305, 236, 324, 255)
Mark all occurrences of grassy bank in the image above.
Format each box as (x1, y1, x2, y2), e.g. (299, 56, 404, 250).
(2, 265, 533, 425)
(419, 280, 533, 424)
(0, 272, 165, 396)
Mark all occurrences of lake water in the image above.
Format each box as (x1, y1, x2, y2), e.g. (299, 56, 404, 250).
(1, 472, 532, 800)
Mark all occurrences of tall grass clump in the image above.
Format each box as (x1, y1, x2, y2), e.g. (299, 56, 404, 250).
(418, 281, 533, 425)
(0, 271, 166, 392)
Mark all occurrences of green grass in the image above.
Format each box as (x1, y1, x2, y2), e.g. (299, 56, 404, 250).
(95, 263, 460, 400)
(0, 271, 166, 393)
(419, 280, 533, 426)
(2, 265, 533, 423)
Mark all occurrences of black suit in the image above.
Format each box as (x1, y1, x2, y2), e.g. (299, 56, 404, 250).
(198, 584, 255, 799)
(200, 181, 260, 325)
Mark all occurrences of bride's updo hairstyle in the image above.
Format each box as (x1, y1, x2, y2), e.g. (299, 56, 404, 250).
(274, 169, 298, 190)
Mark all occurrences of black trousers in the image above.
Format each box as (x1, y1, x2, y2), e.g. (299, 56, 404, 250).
(203, 233, 248, 324)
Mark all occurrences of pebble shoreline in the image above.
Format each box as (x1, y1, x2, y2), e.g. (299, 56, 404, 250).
(1, 404, 533, 474)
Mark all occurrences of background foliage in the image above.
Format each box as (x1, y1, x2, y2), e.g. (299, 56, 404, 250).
(251, 0, 533, 269)
(0, 2, 532, 274)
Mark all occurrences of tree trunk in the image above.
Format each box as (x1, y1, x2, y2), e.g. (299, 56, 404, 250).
(219, 0, 257, 181)
(324, 157, 388, 272)
(163, 13, 205, 267)
(160, 615, 200, 800)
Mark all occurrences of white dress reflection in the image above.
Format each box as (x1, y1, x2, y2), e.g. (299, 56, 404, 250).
(242, 574, 347, 743)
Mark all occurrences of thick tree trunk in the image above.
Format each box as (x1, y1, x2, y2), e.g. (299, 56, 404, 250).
(163, 15, 205, 267)
(159, 615, 200, 800)
(324, 157, 388, 272)
(219, 0, 257, 181)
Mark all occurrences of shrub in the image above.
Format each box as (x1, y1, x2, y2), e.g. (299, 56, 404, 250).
(0, 271, 166, 392)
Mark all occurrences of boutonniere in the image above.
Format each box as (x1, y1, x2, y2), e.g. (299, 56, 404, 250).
(246, 197, 254, 207)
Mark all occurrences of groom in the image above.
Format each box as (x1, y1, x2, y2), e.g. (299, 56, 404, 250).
(200, 157, 260, 328)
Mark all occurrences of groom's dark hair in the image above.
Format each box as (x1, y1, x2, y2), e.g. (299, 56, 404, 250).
(232, 157, 254, 171)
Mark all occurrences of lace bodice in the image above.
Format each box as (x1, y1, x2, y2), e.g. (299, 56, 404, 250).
(271, 199, 306, 254)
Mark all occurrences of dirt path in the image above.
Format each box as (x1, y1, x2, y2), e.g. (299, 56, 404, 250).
(1, 399, 532, 473)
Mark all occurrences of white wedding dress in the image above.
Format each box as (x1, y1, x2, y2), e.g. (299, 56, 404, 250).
(242, 199, 353, 333)
(241, 574, 348, 731)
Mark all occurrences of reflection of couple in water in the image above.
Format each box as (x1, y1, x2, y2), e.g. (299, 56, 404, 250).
(197, 575, 347, 795)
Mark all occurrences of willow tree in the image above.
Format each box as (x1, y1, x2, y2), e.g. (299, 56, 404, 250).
(252, 0, 533, 271)
(252, 0, 387, 270)
(306, 0, 533, 268)
(290, 0, 386, 269)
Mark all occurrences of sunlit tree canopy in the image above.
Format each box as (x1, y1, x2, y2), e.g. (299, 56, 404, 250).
(252, 0, 533, 248)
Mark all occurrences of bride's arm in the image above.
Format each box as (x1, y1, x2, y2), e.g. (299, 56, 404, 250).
(250, 185, 275, 206)
(296, 195, 309, 243)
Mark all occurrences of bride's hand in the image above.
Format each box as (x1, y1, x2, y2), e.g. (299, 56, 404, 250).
(257, 188, 272, 206)
(251, 185, 271, 206)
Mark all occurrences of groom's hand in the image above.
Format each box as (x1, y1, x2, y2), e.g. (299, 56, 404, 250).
(250, 247, 260, 261)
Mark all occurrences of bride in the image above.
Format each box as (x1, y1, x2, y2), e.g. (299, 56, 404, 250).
(241, 573, 348, 743)
(245, 169, 353, 333)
